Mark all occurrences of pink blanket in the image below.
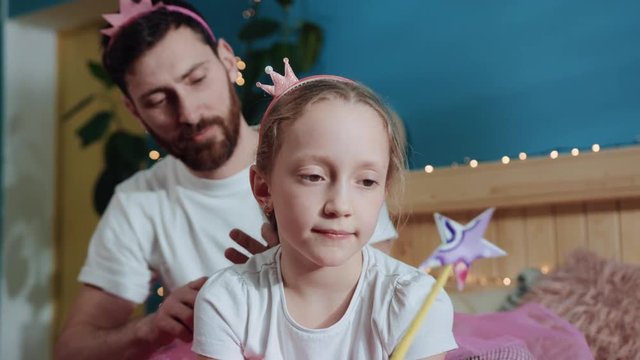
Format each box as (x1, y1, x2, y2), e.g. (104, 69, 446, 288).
(447, 302, 592, 360)
(150, 303, 591, 359)
(149, 340, 195, 360)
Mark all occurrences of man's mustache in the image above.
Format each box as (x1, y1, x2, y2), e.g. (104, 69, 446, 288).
(179, 117, 226, 141)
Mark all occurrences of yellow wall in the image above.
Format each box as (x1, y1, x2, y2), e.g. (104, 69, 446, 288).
(55, 22, 145, 333)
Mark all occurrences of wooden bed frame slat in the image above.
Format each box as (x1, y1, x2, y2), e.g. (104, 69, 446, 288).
(396, 147, 640, 214)
(391, 146, 640, 283)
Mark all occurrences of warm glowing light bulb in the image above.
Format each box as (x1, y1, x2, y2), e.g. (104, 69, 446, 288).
(242, 9, 255, 19)
(592, 144, 600, 152)
(157, 287, 164, 297)
(235, 75, 245, 86)
(541, 265, 551, 274)
(424, 165, 434, 173)
(469, 159, 478, 168)
(550, 150, 559, 159)
(503, 277, 512, 286)
(519, 152, 527, 160)
(571, 148, 580, 156)
(149, 150, 160, 160)
(501, 156, 510, 164)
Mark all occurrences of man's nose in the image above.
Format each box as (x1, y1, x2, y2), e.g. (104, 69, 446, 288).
(177, 94, 201, 125)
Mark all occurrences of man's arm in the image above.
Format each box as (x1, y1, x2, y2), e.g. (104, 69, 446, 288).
(55, 278, 207, 360)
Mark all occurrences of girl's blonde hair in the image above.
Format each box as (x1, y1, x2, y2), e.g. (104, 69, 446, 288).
(256, 79, 407, 213)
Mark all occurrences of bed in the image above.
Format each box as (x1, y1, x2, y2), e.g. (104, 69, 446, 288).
(389, 146, 640, 359)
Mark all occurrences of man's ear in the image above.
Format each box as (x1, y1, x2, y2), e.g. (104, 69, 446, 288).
(250, 165, 272, 210)
(216, 38, 239, 84)
(123, 95, 146, 128)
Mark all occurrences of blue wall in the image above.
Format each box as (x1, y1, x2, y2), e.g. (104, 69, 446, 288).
(8, 0, 69, 17)
(209, 0, 640, 168)
(10, 0, 640, 168)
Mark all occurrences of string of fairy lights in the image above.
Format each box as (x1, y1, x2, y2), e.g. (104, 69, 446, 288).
(422, 141, 639, 174)
(424, 265, 553, 290)
(153, 264, 553, 298)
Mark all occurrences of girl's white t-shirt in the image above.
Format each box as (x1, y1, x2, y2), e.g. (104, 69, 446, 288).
(194, 246, 457, 360)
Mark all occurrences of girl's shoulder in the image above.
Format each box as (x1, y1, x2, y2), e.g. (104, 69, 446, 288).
(364, 246, 450, 315)
(199, 246, 281, 299)
(366, 246, 435, 286)
(363, 247, 456, 357)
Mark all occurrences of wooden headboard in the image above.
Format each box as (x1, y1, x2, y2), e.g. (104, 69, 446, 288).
(390, 146, 640, 283)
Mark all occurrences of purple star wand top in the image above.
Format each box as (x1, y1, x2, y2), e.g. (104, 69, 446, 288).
(419, 208, 506, 290)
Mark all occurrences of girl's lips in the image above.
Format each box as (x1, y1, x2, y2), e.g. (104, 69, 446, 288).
(312, 228, 355, 238)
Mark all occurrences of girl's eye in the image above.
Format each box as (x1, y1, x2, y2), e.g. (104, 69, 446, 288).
(301, 174, 324, 182)
(361, 179, 378, 188)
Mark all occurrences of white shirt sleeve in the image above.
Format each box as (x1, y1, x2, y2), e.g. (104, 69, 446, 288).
(386, 272, 458, 358)
(193, 272, 246, 360)
(369, 203, 399, 244)
(78, 192, 154, 303)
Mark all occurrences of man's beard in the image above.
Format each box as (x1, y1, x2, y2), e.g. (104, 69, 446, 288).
(150, 82, 242, 172)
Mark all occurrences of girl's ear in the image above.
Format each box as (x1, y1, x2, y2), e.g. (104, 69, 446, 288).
(250, 165, 272, 210)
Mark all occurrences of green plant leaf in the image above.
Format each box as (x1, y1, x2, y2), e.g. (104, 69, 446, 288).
(268, 42, 296, 67)
(239, 18, 281, 41)
(88, 60, 115, 88)
(94, 131, 148, 215)
(76, 111, 113, 147)
(93, 165, 137, 215)
(104, 130, 148, 169)
(238, 48, 271, 123)
(243, 49, 270, 88)
(241, 90, 270, 126)
(298, 22, 323, 72)
(277, 0, 293, 9)
(61, 94, 95, 122)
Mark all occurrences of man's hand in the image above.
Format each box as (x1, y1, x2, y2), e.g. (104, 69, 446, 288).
(55, 277, 208, 360)
(225, 223, 279, 264)
(142, 276, 208, 344)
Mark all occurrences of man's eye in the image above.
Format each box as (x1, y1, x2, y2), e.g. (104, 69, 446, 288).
(145, 97, 166, 108)
(191, 74, 206, 84)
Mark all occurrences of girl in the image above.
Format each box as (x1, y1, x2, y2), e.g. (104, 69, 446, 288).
(193, 59, 457, 359)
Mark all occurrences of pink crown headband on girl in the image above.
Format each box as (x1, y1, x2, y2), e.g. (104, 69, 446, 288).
(101, 0, 216, 49)
(256, 58, 353, 121)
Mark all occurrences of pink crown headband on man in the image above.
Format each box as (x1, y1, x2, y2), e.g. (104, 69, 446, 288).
(101, 0, 216, 50)
(256, 58, 353, 123)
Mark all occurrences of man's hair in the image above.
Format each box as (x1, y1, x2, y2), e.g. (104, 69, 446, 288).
(101, 0, 217, 96)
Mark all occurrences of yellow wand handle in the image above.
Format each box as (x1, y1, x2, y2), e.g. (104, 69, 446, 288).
(390, 264, 453, 360)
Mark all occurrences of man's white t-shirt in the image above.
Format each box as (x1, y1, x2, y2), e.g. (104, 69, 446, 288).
(193, 246, 457, 359)
(79, 155, 398, 303)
